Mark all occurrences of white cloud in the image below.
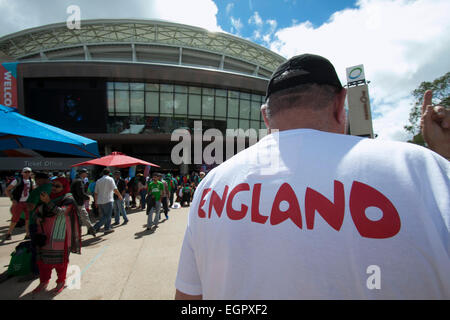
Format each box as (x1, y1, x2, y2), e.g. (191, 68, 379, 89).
(266, 19, 277, 31)
(253, 30, 262, 40)
(270, 0, 450, 141)
(150, 0, 221, 31)
(230, 16, 244, 35)
(247, 13, 278, 46)
(248, 11, 263, 27)
(0, 0, 222, 37)
(226, 3, 234, 15)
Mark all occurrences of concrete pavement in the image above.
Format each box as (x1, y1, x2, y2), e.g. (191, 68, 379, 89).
(0, 196, 190, 300)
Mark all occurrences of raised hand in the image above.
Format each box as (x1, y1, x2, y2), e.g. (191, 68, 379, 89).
(420, 90, 450, 159)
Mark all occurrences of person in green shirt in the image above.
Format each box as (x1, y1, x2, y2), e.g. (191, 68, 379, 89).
(146, 173, 164, 230)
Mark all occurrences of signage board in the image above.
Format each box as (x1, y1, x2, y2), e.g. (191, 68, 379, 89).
(0, 62, 18, 108)
(346, 64, 365, 84)
(347, 84, 374, 138)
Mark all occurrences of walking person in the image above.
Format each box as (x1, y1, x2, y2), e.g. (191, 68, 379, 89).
(128, 175, 139, 208)
(175, 54, 450, 300)
(180, 183, 192, 207)
(165, 173, 178, 207)
(159, 173, 170, 220)
(112, 171, 129, 226)
(124, 179, 131, 209)
(3, 167, 35, 241)
(93, 168, 123, 235)
(70, 168, 96, 237)
(31, 177, 82, 296)
(137, 174, 147, 210)
(146, 173, 164, 230)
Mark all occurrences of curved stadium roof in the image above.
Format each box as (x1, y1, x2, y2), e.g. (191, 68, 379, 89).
(0, 19, 286, 79)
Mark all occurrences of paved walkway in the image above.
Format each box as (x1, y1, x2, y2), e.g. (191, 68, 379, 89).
(0, 196, 189, 300)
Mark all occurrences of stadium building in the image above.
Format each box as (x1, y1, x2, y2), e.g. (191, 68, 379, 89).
(0, 19, 286, 173)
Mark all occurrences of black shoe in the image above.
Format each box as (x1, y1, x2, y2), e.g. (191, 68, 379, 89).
(112, 222, 120, 226)
(104, 229, 115, 235)
(3, 234, 11, 241)
(88, 228, 97, 237)
(24, 235, 30, 240)
(122, 220, 128, 225)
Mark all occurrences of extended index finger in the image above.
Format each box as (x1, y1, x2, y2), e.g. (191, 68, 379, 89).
(422, 90, 433, 115)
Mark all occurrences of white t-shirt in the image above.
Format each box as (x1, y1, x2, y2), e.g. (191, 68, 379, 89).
(175, 129, 450, 299)
(94, 175, 117, 205)
(9, 178, 34, 202)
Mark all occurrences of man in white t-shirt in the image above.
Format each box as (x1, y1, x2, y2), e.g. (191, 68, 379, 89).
(175, 54, 450, 300)
(3, 167, 35, 241)
(93, 168, 123, 235)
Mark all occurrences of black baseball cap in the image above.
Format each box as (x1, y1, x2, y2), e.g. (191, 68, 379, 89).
(265, 54, 343, 102)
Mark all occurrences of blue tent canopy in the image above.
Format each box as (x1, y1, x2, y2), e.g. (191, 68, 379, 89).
(0, 104, 99, 158)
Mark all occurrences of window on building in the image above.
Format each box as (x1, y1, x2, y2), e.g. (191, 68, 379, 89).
(240, 99, 250, 120)
(188, 94, 201, 118)
(130, 91, 144, 114)
(115, 90, 129, 115)
(145, 91, 159, 115)
(160, 92, 174, 116)
(215, 96, 227, 120)
(174, 93, 188, 115)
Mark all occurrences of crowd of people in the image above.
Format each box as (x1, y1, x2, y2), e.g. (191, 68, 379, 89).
(0, 165, 206, 296)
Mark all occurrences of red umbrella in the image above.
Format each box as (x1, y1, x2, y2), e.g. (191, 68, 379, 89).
(71, 151, 160, 168)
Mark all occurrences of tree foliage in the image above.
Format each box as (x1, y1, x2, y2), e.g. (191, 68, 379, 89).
(405, 72, 450, 145)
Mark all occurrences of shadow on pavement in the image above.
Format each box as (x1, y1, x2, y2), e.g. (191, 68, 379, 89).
(0, 273, 53, 300)
(134, 228, 155, 239)
(81, 236, 106, 247)
(125, 208, 144, 216)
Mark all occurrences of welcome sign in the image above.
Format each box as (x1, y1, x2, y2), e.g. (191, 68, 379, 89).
(0, 62, 18, 108)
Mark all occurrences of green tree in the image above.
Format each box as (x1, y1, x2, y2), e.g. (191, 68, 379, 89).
(405, 72, 450, 145)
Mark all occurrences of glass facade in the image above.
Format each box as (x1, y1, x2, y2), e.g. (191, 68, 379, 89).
(106, 82, 266, 135)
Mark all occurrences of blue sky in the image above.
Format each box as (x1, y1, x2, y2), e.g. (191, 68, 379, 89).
(0, 0, 449, 141)
(217, 0, 358, 38)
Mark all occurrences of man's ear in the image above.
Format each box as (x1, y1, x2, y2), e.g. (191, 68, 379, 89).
(261, 104, 270, 130)
(334, 88, 347, 127)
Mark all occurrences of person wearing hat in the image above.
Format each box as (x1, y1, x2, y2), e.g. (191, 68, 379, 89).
(198, 172, 205, 183)
(175, 54, 450, 300)
(70, 169, 97, 237)
(3, 167, 35, 241)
